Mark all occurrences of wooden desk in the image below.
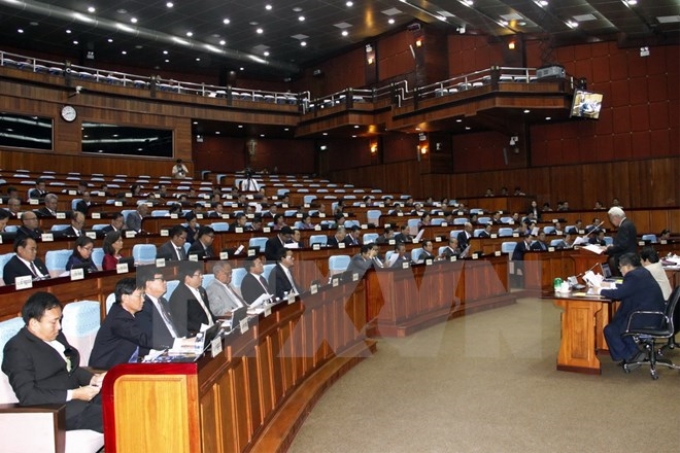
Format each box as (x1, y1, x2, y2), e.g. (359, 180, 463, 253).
(102, 281, 374, 453)
(553, 293, 616, 375)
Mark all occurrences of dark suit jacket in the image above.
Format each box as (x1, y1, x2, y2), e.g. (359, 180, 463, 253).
(2, 328, 96, 428)
(267, 263, 299, 299)
(264, 236, 287, 260)
(125, 211, 143, 232)
(168, 283, 216, 337)
(136, 295, 178, 349)
(606, 218, 637, 260)
(240, 273, 272, 305)
(100, 225, 122, 235)
(35, 207, 57, 218)
(16, 225, 43, 240)
(511, 239, 531, 261)
(3, 255, 49, 284)
(61, 226, 84, 238)
(89, 303, 166, 369)
(157, 240, 186, 261)
(530, 240, 548, 251)
(187, 240, 214, 259)
(441, 246, 460, 259)
(75, 200, 96, 214)
(478, 230, 491, 238)
(65, 253, 98, 273)
(601, 267, 665, 331)
(394, 233, 412, 243)
(457, 231, 473, 250)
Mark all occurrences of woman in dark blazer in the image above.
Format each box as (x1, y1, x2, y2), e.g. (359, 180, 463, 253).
(65, 236, 99, 273)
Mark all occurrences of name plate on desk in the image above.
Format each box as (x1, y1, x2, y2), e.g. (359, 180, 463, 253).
(196, 214, 204, 220)
(310, 284, 318, 295)
(512, 233, 519, 238)
(472, 253, 480, 260)
(360, 224, 367, 230)
(312, 244, 321, 250)
(282, 204, 289, 208)
(397, 212, 404, 217)
(70, 268, 85, 281)
(0, 236, 2, 244)
(402, 261, 409, 269)
(314, 225, 321, 231)
(304, 204, 310, 208)
(115, 201, 123, 207)
(385, 223, 391, 228)
(235, 227, 243, 233)
(343, 213, 349, 218)
(41, 233, 54, 242)
(15, 275, 33, 290)
(388, 239, 395, 245)
(125, 193, 132, 198)
(425, 259, 433, 266)
(247, 249, 255, 257)
(332, 278, 339, 287)
(296, 213, 303, 218)
(68, 190, 77, 196)
(189, 254, 198, 262)
(494, 251, 501, 257)
(210, 337, 223, 358)
(221, 214, 229, 220)
(338, 243, 346, 249)
(239, 318, 249, 333)
(155, 258, 166, 268)
(117, 263, 129, 274)
(579, 229, 585, 235)
(246, 195, 254, 200)
(246, 214, 254, 219)
(91, 212, 101, 219)
(441, 222, 448, 227)
(450, 256, 457, 262)
(287, 293, 295, 305)
(435, 237, 442, 242)
(548, 247, 556, 252)
(660, 240, 668, 245)
(219, 252, 229, 260)
(491, 234, 498, 239)
(360, 203, 366, 208)
(264, 307, 272, 317)
(160, 229, 169, 237)
(29, 199, 39, 205)
(638, 241, 645, 246)
(319, 213, 326, 218)
(263, 227, 271, 233)
(352, 273, 359, 282)
(412, 239, 419, 244)
(56, 212, 66, 220)
(170, 214, 178, 219)
(85, 232, 97, 240)
(125, 231, 136, 238)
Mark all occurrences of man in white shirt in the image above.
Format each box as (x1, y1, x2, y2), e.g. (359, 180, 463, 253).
(206, 261, 246, 316)
(168, 262, 216, 336)
(640, 246, 672, 300)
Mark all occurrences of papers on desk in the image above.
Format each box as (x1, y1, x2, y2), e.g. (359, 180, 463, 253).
(414, 228, 425, 242)
(581, 244, 605, 254)
(572, 236, 589, 246)
(284, 242, 300, 249)
(582, 270, 604, 287)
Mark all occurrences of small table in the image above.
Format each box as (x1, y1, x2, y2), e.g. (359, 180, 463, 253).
(553, 292, 618, 375)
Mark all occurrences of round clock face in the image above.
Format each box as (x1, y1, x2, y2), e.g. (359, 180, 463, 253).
(61, 105, 77, 122)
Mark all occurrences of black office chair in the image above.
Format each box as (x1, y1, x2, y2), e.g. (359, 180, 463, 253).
(622, 286, 680, 379)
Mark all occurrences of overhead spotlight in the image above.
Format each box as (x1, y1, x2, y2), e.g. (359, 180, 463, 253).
(456, 25, 466, 34)
(640, 46, 650, 57)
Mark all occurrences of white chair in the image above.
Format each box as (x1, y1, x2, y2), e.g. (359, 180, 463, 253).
(91, 248, 105, 271)
(498, 228, 513, 237)
(407, 218, 420, 235)
(45, 249, 72, 277)
(231, 268, 248, 289)
(543, 226, 556, 235)
(0, 316, 24, 404)
(328, 255, 351, 276)
(309, 235, 328, 246)
(165, 280, 180, 299)
(363, 233, 379, 244)
(474, 228, 486, 237)
(132, 244, 157, 265)
(641, 234, 657, 242)
(501, 242, 517, 254)
(211, 222, 229, 232)
(249, 237, 268, 252)
(61, 301, 100, 367)
(367, 210, 381, 225)
(105, 292, 116, 314)
(201, 273, 215, 289)
(263, 264, 275, 280)
(0, 252, 16, 285)
(411, 248, 425, 263)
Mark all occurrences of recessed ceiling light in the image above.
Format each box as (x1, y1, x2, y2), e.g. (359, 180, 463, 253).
(238, 125, 243, 128)
(165, 59, 170, 62)
(293, 7, 303, 12)
(323, 132, 328, 136)
(117, 9, 127, 14)
(223, 18, 230, 25)
(87, 6, 95, 13)
(186, 31, 193, 37)
(624, 0, 637, 5)
(537, 0, 548, 6)
(545, 116, 552, 121)
(135, 45, 143, 49)
(354, 125, 360, 128)
(352, 135, 357, 138)
(166, 2, 174, 7)
(66, 29, 72, 34)
(216, 131, 220, 134)
(301, 41, 307, 47)
(299, 16, 305, 21)
(260, 134, 265, 137)
(193, 121, 198, 125)
(265, 4, 272, 10)
(465, 126, 471, 130)
(284, 128, 289, 131)
(524, 109, 531, 113)
(29, 21, 38, 26)
(342, 30, 348, 36)
(388, 18, 395, 24)
(17, 29, 24, 33)
(73, 40, 79, 45)
(163, 50, 168, 54)
(239, 67, 244, 71)
(219, 40, 226, 45)
(462, 0, 474, 6)
(108, 38, 113, 42)
(566, 20, 578, 28)
(264, 51, 270, 56)
(456, 119, 462, 123)
(256, 28, 263, 34)
(121, 50, 127, 55)
(196, 57, 201, 61)
(131, 17, 138, 24)
(346, 1, 354, 6)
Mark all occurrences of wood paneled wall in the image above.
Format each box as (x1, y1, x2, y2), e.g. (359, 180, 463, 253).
(327, 156, 680, 209)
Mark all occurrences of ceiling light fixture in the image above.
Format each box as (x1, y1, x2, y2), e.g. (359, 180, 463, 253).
(66, 29, 72, 34)
(301, 41, 307, 47)
(265, 4, 272, 10)
(566, 20, 578, 28)
(121, 50, 127, 55)
(17, 28, 23, 33)
(87, 6, 95, 13)
(223, 18, 230, 24)
(256, 28, 263, 34)
(186, 31, 193, 37)
(219, 40, 226, 45)
(73, 40, 79, 45)
(108, 38, 113, 42)
(299, 16, 305, 21)
(166, 2, 174, 8)
(346, 1, 354, 6)
(388, 18, 395, 24)
(342, 30, 348, 36)
(130, 17, 138, 24)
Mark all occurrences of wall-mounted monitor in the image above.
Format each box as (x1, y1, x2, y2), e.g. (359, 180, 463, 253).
(0, 112, 53, 150)
(81, 122, 173, 157)
(570, 90, 603, 119)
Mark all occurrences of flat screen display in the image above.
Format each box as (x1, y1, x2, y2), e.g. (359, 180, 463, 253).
(570, 90, 603, 119)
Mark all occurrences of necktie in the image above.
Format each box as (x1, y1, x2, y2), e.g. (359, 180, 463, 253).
(29, 261, 40, 278)
(128, 346, 140, 363)
(196, 289, 214, 326)
(157, 297, 179, 337)
(176, 247, 185, 260)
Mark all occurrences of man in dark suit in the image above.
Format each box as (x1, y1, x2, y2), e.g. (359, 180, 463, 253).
(327, 225, 348, 248)
(89, 277, 169, 369)
(264, 226, 293, 261)
(135, 267, 182, 352)
(594, 253, 665, 365)
(75, 191, 97, 214)
(157, 224, 188, 261)
(61, 211, 86, 238)
(440, 237, 461, 259)
(125, 204, 149, 233)
(393, 225, 412, 244)
(477, 224, 493, 238)
(2, 292, 105, 432)
(27, 178, 47, 200)
(346, 244, 376, 277)
(416, 240, 436, 263)
(3, 236, 49, 284)
(208, 203, 225, 218)
(345, 225, 362, 246)
(240, 257, 275, 306)
(511, 234, 532, 262)
(605, 207, 637, 274)
(35, 193, 59, 218)
(187, 226, 215, 260)
(268, 249, 301, 299)
(2, 197, 22, 219)
(389, 242, 411, 267)
(530, 231, 549, 251)
(168, 262, 216, 336)
(16, 210, 43, 240)
(101, 212, 124, 234)
(457, 222, 474, 250)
